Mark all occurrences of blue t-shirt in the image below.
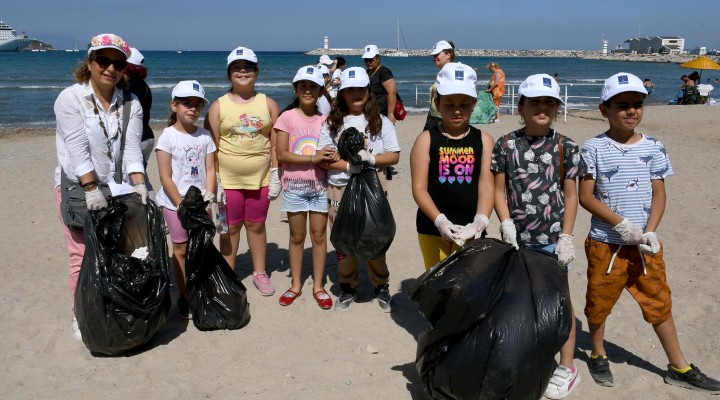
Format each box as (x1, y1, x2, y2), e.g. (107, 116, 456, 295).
(581, 133, 673, 244)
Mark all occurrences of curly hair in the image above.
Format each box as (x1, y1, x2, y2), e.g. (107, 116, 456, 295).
(326, 86, 382, 137)
(74, 51, 127, 90)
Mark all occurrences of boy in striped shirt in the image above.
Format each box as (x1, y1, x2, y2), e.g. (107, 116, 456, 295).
(578, 72, 720, 394)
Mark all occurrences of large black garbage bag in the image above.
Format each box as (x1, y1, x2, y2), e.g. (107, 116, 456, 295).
(336, 127, 365, 166)
(178, 186, 250, 331)
(330, 168, 396, 260)
(75, 194, 171, 356)
(409, 238, 572, 400)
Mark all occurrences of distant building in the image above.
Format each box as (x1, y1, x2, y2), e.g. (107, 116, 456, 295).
(623, 36, 685, 54)
(690, 46, 707, 55)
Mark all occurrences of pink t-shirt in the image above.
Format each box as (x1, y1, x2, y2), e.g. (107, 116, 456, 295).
(274, 109, 327, 193)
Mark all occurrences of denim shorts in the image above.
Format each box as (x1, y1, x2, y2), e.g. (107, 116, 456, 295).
(281, 190, 328, 213)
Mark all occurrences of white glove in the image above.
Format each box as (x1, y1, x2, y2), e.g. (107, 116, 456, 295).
(555, 233, 575, 266)
(500, 218, 519, 249)
(434, 214, 463, 244)
(203, 192, 216, 203)
(268, 167, 282, 200)
(613, 218, 644, 244)
(357, 149, 376, 166)
(457, 214, 489, 241)
(639, 232, 661, 255)
(132, 183, 148, 205)
(85, 187, 108, 210)
(346, 162, 361, 174)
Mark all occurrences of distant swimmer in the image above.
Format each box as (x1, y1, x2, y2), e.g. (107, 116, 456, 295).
(643, 78, 655, 95)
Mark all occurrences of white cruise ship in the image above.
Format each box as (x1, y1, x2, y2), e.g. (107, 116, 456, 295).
(0, 20, 32, 51)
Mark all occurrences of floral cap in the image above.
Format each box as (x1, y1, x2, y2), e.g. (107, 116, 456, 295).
(88, 33, 131, 58)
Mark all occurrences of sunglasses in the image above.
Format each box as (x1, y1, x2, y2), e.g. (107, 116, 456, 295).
(92, 55, 127, 70)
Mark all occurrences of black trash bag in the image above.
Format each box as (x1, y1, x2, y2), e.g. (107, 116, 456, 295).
(336, 126, 365, 166)
(409, 238, 572, 400)
(330, 168, 396, 260)
(75, 194, 171, 356)
(178, 186, 250, 331)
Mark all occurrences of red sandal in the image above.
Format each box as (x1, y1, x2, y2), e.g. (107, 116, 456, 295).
(313, 289, 333, 309)
(279, 289, 301, 306)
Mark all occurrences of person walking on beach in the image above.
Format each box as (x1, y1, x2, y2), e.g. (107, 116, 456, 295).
(124, 47, 155, 197)
(579, 72, 720, 393)
(485, 61, 505, 123)
(423, 40, 456, 132)
(362, 44, 398, 124)
(329, 56, 346, 99)
(274, 66, 334, 309)
(205, 46, 281, 296)
(493, 74, 586, 399)
(54, 33, 148, 340)
(317, 67, 401, 312)
(155, 80, 216, 320)
(410, 62, 494, 270)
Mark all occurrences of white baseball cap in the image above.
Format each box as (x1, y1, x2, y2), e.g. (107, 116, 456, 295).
(318, 54, 333, 66)
(518, 73, 564, 104)
(430, 40, 453, 56)
(127, 47, 144, 66)
(171, 80, 208, 103)
(362, 44, 379, 59)
(226, 46, 258, 66)
(293, 65, 325, 87)
(339, 67, 370, 90)
(87, 33, 131, 58)
(436, 62, 477, 98)
(317, 64, 330, 76)
(601, 72, 647, 101)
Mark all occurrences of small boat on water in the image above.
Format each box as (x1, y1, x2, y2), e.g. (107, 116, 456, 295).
(385, 19, 408, 57)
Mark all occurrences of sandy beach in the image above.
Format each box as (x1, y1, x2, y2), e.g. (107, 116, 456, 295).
(1, 105, 720, 400)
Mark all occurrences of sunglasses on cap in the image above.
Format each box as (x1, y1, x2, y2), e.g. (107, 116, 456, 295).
(92, 55, 128, 71)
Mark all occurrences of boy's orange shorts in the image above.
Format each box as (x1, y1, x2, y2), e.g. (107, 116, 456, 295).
(584, 237, 673, 325)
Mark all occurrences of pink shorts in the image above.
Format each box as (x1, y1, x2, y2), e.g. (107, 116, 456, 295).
(226, 187, 270, 225)
(162, 207, 189, 243)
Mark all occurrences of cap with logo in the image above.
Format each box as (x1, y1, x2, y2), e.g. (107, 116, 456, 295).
(430, 40, 453, 56)
(518, 73, 564, 104)
(436, 62, 477, 98)
(339, 67, 370, 90)
(293, 65, 325, 87)
(362, 44, 379, 59)
(171, 80, 208, 103)
(226, 46, 258, 67)
(601, 72, 648, 101)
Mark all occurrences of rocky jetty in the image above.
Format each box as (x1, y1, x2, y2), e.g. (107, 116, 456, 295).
(306, 48, 720, 64)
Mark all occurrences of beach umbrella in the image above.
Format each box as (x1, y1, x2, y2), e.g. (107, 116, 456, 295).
(680, 56, 720, 79)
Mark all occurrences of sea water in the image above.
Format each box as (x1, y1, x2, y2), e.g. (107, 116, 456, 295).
(0, 50, 715, 129)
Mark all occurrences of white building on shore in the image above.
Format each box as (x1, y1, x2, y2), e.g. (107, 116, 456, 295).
(622, 36, 685, 54)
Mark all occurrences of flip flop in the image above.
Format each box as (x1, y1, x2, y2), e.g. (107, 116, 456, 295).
(313, 289, 333, 310)
(279, 289, 301, 306)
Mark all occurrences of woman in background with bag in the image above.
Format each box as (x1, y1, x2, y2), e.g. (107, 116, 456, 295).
(54, 33, 147, 341)
(362, 45, 398, 124)
(317, 67, 401, 312)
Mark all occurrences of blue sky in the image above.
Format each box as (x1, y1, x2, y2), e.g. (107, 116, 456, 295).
(4, 0, 720, 52)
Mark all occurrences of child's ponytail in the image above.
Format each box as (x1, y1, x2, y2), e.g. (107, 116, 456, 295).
(167, 110, 178, 127)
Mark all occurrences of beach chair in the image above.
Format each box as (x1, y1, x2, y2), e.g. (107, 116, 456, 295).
(697, 84, 714, 105)
(678, 86, 700, 105)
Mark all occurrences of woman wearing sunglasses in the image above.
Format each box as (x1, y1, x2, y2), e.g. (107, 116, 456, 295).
(53, 33, 147, 341)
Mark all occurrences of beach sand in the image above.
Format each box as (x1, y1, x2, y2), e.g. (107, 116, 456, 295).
(1, 105, 719, 399)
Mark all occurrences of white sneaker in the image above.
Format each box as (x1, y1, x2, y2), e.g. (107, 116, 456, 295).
(544, 364, 581, 399)
(72, 317, 82, 341)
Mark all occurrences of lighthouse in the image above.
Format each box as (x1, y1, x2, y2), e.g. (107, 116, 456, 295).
(323, 36, 328, 50)
(602, 37, 608, 55)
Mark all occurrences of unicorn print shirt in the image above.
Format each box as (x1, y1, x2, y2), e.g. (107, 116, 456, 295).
(492, 129, 585, 246)
(154, 126, 216, 211)
(581, 132, 673, 244)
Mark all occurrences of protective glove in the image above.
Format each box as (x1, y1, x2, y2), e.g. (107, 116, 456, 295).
(639, 232, 661, 255)
(216, 184, 226, 206)
(132, 183, 148, 205)
(203, 191, 216, 211)
(268, 167, 282, 200)
(457, 214, 489, 241)
(346, 162, 361, 174)
(357, 149, 376, 166)
(612, 218, 644, 244)
(434, 214, 463, 244)
(500, 218, 519, 249)
(555, 233, 575, 266)
(85, 187, 108, 210)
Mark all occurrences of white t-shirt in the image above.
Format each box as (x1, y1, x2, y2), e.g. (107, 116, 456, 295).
(154, 126, 217, 210)
(317, 95, 332, 116)
(317, 114, 401, 187)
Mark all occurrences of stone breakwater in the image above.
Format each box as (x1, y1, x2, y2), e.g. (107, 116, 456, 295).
(306, 48, 720, 64)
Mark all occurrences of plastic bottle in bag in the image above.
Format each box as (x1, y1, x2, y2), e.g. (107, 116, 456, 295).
(216, 199, 228, 235)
